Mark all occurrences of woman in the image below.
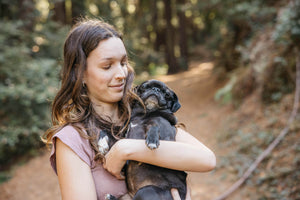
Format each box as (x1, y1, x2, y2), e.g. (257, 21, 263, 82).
(43, 18, 216, 200)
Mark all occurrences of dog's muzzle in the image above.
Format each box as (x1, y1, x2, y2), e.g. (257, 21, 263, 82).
(142, 88, 167, 106)
(145, 95, 159, 110)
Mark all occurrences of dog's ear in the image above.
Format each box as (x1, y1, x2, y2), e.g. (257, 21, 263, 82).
(134, 81, 148, 94)
(170, 92, 181, 112)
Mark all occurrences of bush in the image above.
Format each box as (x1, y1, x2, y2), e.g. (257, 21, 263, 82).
(0, 20, 67, 168)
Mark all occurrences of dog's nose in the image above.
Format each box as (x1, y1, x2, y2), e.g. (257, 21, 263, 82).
(152, 87, 160, 92)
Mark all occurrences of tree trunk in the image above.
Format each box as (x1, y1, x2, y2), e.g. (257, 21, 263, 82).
(18, 0, 35, 31)
(151, 0, 164, 51)
(0, 1, 11, 19)
(135, 0, 148, 38)
(71, 0, 85, 24)
(164, 0, 179, 74)
(177, 0, 188, 70)
(52, 1, 67, 25)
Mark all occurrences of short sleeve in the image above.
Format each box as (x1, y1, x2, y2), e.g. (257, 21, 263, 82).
(50, 125, 94, 174)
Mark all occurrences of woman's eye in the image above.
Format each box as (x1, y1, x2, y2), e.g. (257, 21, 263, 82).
(121, 61, 127, 67)
(103, 64, 111, 70)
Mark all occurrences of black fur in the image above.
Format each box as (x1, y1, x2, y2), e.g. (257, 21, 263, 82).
(101, 80, 187, 200)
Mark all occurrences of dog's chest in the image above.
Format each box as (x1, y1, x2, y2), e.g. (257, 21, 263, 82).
(126, 116, 176, 141)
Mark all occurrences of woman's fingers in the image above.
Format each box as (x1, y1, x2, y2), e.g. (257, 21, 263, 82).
(171, 186, 191, 200)
(102, 141, 127, 180)
(185, 185, 192, 200)
(102, 159, 125, 180)
(171, 188, 181, 200)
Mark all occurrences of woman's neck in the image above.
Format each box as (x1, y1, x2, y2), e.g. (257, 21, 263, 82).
(92, 102, 119, 123)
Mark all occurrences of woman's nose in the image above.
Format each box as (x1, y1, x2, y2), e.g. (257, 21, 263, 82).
(115, 64, 127, 80)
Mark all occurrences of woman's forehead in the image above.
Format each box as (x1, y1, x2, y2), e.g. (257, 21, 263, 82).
(91, 37, 127, 60)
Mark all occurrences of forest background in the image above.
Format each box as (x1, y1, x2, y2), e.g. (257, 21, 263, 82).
(0, 0, 299, 199)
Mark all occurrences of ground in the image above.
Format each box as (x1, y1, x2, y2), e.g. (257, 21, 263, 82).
(0, 61, 256, 200)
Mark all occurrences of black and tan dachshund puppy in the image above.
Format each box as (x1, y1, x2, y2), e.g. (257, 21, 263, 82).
(99, 79, 187, 200)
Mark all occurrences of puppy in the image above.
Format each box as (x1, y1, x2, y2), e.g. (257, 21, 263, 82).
(100, 79, 187, 200)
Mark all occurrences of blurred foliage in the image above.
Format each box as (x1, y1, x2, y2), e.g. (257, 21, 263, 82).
(272, 0, 300, 46)
(214, 75, 236, 104)
(214, 0, 299, 104)
(0, 18, 68, 168)
(196, 0, 278, 70)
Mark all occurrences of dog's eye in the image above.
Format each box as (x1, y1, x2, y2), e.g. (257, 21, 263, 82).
(165, 93, 171, 98)
(139, 85, 146, 90)
(152, 87, 160, 92)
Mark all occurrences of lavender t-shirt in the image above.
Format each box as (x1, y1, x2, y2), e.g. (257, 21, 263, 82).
(50, 125, 127, 200)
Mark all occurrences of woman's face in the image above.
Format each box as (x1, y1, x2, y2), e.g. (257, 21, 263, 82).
(84, 37, 128, 106)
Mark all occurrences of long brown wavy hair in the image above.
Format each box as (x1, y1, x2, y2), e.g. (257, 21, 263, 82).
(43, 18, 141, 162)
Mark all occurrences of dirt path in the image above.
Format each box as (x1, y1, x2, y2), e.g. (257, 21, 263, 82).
(0, 61, 237, 200)
(157, 62, 236, 199)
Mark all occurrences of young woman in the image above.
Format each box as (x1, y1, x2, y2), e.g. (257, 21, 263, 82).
(43, 18, 216, 200)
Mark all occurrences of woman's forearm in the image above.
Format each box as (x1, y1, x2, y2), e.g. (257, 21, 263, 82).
(103, 128, 216, 178)
(120, 138, 216, 172)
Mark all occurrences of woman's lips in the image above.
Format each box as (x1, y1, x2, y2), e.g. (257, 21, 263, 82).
(109, 83, 125, 91)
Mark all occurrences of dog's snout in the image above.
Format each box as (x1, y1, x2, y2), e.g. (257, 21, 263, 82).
(152, 87, 160, 92)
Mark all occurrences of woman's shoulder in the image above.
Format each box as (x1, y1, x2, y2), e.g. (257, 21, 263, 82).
(50, 124, 95, 173)
(54, 124, 87, 140)
(53, 124, 92, 155)
(56, 123, 85, 133)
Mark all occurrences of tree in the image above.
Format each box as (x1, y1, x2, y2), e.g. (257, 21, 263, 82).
(52, 0, 67, 24)
(163, 0, 180, 74)
(177, 0, 188, 70)
(72, 0, 86, 24)
(0, 1, 13, 19)
(18, 0, 36, 31)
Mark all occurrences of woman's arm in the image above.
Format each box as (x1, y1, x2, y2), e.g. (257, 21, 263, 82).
(56, 138, 97, 200)
(103, 128, 216, 179)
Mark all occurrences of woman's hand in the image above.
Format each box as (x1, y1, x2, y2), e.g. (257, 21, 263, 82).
(102, 139, 127, 180)
(171, 188, 181, 200)
(171, 185, 191, 200)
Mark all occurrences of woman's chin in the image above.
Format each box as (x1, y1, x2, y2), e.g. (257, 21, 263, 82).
(112, 93, 124, 102)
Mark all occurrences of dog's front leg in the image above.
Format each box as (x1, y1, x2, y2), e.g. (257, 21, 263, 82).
(145, 123, 160, 150)
(98, 130, 110, 156)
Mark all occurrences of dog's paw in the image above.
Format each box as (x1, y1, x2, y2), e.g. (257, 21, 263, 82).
(145, 124, 160, 150)
(98, 135, 109, 156)
(146, 138, 160, 150)
(105, 194, 117, 200)
(147, 142, 159, 150)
